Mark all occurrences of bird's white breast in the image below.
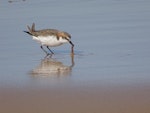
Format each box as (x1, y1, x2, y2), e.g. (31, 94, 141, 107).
(32, 35, 68, 47)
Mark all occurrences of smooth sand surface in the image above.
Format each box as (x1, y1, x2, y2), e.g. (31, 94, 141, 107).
(1, 84, 150, 113)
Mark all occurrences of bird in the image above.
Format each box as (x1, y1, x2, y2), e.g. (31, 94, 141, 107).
(24, 23, 74, 56)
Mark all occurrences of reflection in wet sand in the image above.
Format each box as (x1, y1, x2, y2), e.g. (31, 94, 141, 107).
(30, 55, 74, 77)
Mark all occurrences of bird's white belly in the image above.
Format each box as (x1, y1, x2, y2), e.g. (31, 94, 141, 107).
(32, 36, 68, 47)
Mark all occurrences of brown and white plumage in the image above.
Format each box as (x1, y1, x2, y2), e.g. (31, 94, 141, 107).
(24, 23, 74, 55)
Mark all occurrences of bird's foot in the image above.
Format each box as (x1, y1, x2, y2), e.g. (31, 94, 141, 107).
(44, 53, 53, 59)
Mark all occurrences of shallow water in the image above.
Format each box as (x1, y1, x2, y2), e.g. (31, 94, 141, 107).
(0, 0, 150, 113)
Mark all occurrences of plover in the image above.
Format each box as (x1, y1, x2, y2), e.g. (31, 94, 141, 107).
(24, 23, 74, 55)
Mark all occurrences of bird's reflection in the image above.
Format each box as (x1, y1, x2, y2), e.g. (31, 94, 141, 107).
(30, 55, 74, 78)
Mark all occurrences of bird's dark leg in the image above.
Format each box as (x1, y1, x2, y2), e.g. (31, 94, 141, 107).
(40, 45, 49, 55)
(47, 46, 54, 54)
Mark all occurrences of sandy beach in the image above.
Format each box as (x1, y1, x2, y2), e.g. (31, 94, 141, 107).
(1, 84, 150, 113)
(0, 0, 150, 112)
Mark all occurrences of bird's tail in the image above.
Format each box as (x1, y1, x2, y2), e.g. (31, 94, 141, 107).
(24, 23, 35, 35)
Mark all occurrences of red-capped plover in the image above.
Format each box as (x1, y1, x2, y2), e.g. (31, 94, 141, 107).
(24, 23, 74, 55)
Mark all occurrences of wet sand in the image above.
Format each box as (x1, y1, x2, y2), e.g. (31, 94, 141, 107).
(1, 84, 150, 113)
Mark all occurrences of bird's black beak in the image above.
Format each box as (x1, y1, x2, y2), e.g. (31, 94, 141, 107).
(69, 41, 74, 54)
